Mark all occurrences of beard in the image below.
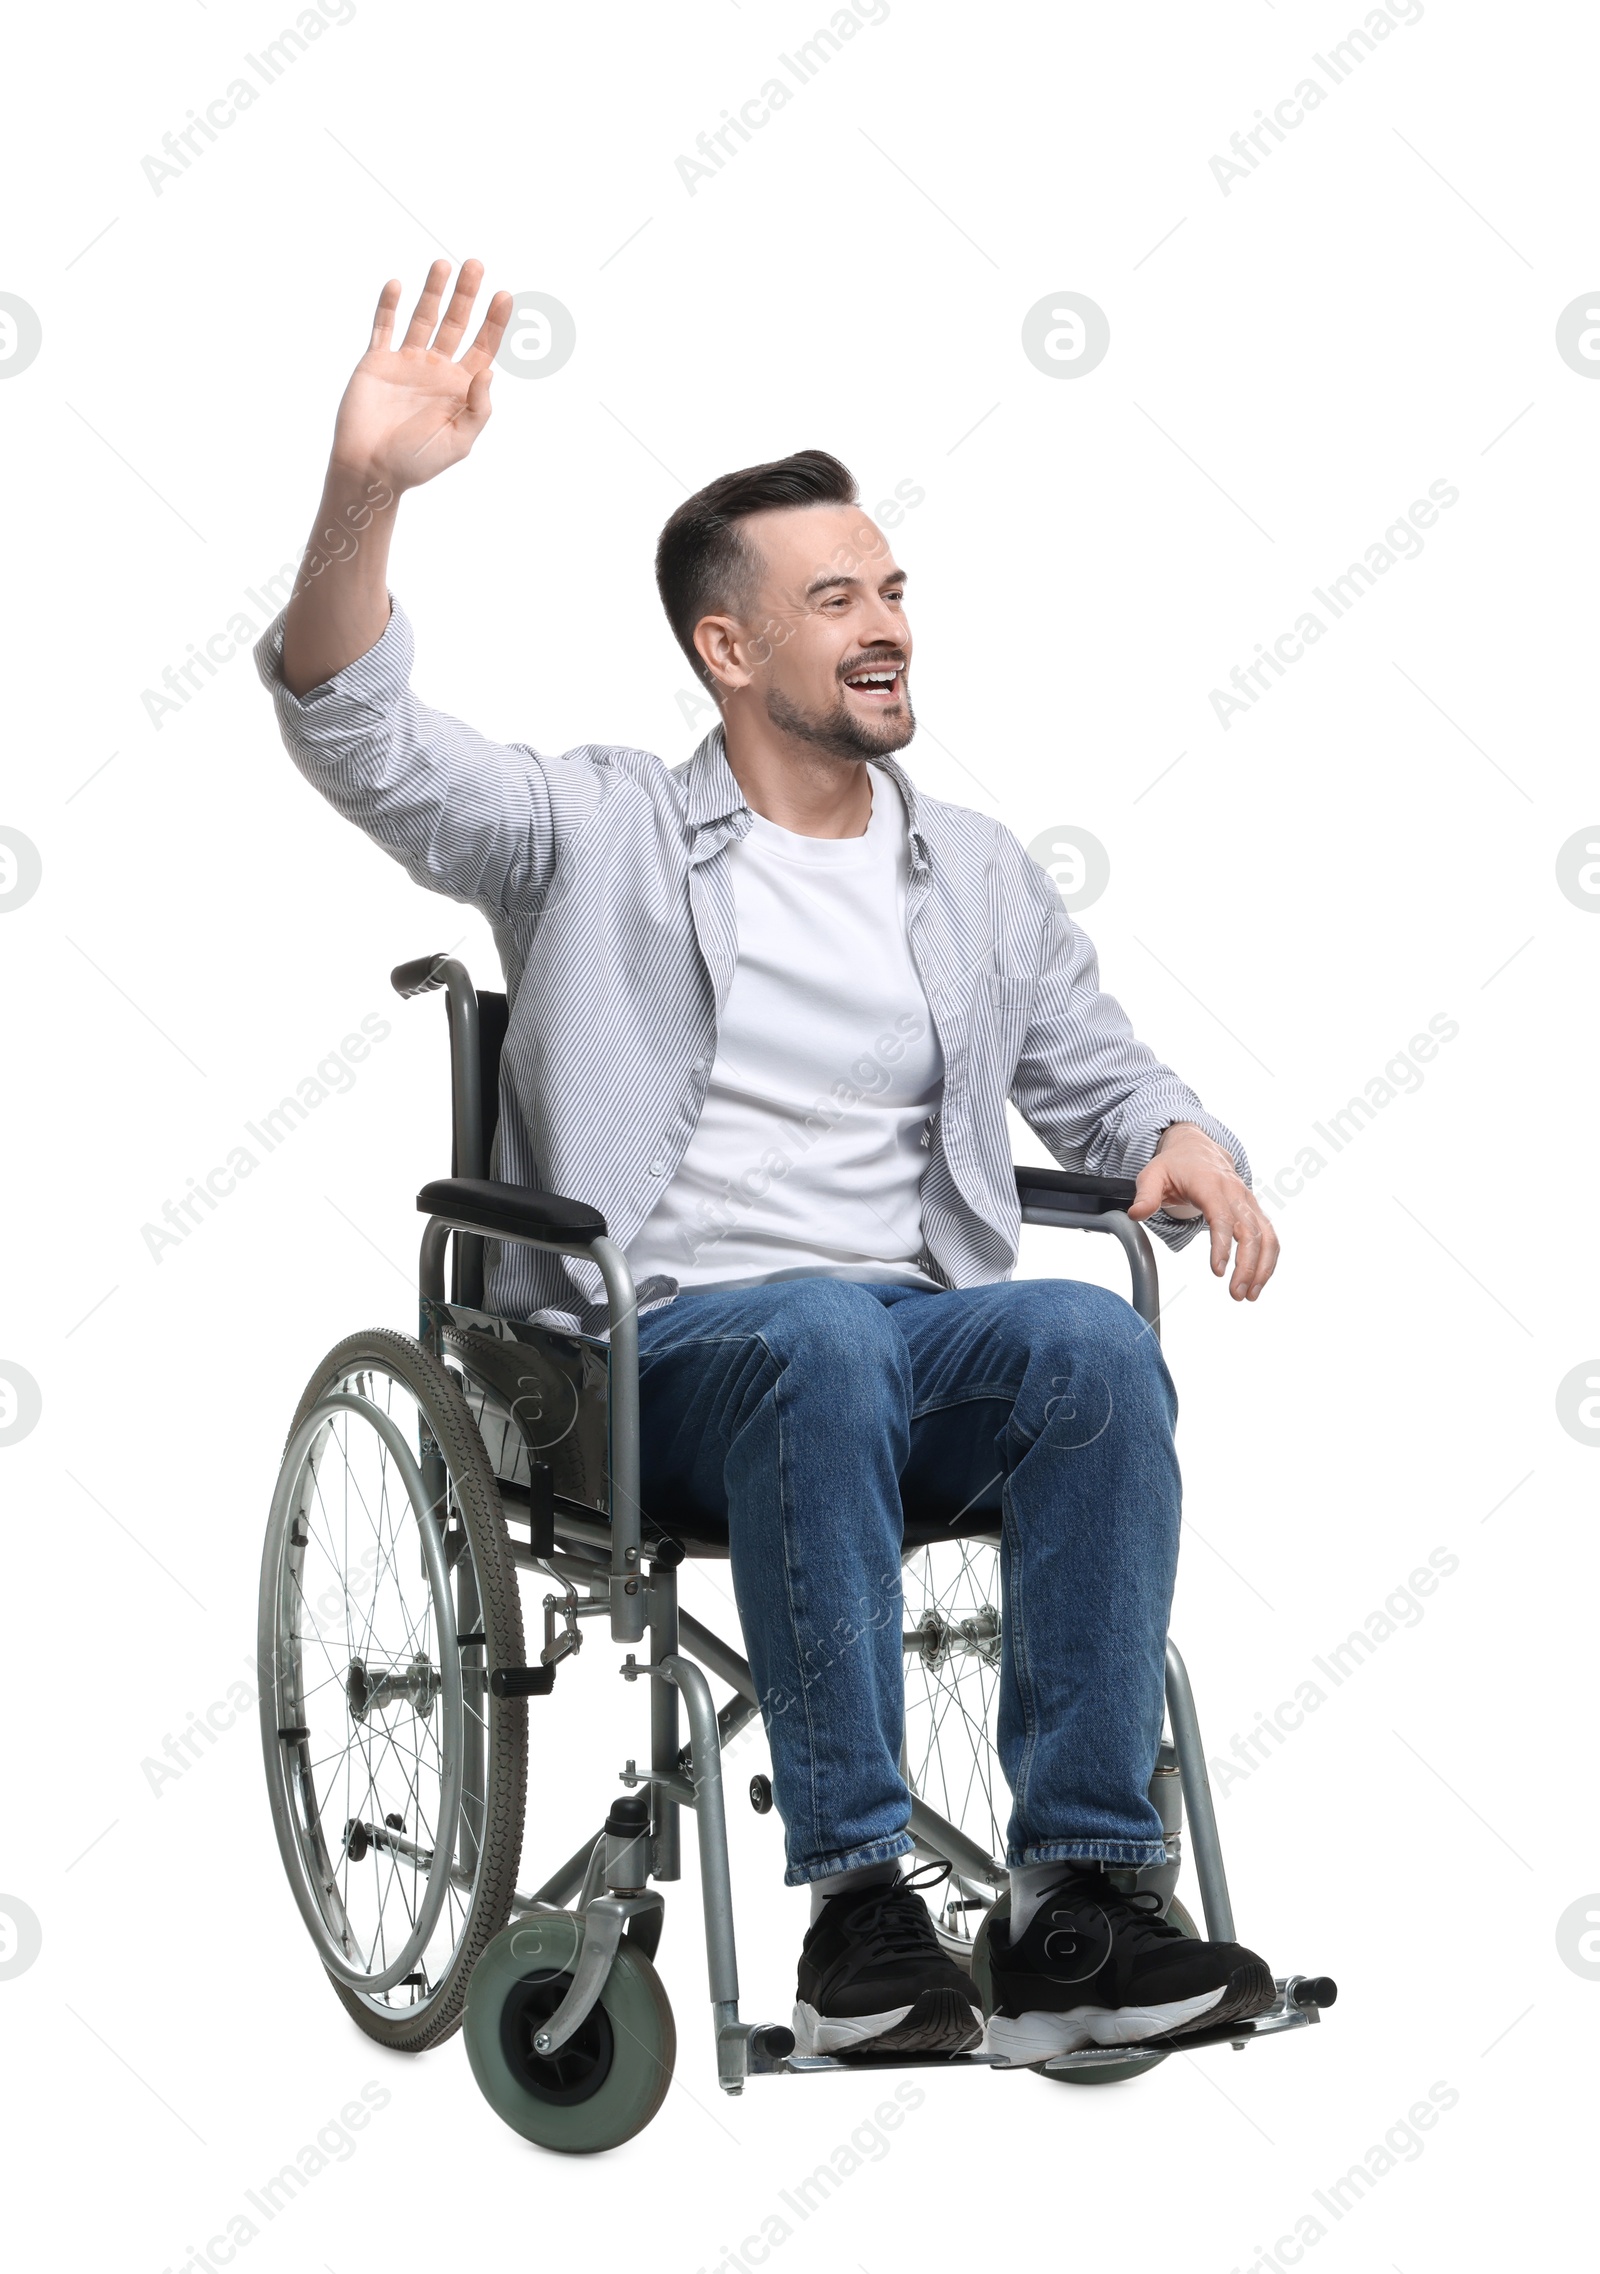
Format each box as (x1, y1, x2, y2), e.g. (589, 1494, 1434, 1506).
(764, 676, 916, 763)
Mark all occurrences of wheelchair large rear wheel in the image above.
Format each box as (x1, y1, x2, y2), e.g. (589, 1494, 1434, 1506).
(259, 1329, 528, 2051)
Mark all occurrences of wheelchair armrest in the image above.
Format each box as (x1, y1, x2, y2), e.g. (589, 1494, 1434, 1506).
(1015, 1164, 1138, 1216)
(417, 1176, 608, 1246)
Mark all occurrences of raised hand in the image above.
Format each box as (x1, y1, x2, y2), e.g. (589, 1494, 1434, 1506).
(328, 258, 512, 493)
(279, 260, 509, 693)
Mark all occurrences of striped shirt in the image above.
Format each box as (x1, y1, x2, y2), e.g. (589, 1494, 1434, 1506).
(255, 594, 1251, 1335)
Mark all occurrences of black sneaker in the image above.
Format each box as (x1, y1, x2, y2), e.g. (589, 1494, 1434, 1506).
(982, 1869, 1276, 2065)
(793, 1860, 986, 2058)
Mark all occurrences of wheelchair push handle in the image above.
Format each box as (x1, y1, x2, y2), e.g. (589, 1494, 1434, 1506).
(392, 951, 464, 999)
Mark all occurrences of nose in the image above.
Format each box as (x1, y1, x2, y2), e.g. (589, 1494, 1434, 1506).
(858, 589, 910, 661)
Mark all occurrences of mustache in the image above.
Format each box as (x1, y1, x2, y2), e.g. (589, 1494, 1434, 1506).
(838, 650, 908, 679)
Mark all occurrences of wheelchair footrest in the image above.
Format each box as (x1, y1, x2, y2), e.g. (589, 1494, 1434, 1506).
(1035, 1969, 1338, 2069)
(777, 1970, 1336, 2078)
(784, 2050, 1005, 2073)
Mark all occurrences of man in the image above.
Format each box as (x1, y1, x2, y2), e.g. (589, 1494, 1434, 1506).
(259, 260, 1281, 2065)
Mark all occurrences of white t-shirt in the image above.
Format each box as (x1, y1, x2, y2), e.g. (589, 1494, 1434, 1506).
(628, 767, 944, 1294)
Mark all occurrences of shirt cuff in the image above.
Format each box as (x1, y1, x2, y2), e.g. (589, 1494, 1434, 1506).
(1121, 1112, 1253, 1252)
(252, 589, 415, 722)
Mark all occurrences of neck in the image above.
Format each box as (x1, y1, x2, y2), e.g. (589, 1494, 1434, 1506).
(720, 700, 875, 839)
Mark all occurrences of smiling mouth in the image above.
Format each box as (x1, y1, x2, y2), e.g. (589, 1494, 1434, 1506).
(842, 664, 905, 705)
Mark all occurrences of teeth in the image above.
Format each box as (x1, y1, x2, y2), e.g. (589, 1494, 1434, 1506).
(849, 671, 897, 686)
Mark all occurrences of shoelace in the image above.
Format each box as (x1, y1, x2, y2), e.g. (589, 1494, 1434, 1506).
(827, 1858, 954, 1969)
(1038, 1876, 1188, 1964)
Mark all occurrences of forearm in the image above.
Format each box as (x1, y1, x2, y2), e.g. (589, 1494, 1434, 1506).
(280, 467, 401, 697)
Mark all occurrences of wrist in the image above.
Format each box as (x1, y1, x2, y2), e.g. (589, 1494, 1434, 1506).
(321, 462, 400, 516)
(293, 472, 398, 596)
(1155, 1120, 1206, 1154)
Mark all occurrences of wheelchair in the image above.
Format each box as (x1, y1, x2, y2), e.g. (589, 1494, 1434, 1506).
(258, 949, 1337, 2153)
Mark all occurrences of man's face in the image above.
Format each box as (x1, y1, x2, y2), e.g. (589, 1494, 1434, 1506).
(697, 502, 914, 762)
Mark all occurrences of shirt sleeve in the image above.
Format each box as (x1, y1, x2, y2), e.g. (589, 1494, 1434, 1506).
(253, 592, 598, 915)
(1005, 849, 1253, 1252)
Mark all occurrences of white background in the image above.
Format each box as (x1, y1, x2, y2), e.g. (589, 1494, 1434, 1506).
(2, 0, 1595, 2265)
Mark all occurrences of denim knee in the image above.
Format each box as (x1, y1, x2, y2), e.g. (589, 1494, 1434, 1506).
(755, 1280, 913, 1408)
(1004, 1279, 1176, 1444)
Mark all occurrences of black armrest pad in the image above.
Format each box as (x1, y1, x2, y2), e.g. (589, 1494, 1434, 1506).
(1014, 1164, 1138, 1214)
(417, 1177, 608, 1243)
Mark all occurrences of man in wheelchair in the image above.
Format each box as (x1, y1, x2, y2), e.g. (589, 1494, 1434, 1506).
(258, 261, 1281, 2068)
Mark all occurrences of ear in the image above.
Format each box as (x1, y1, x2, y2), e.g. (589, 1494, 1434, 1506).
(693, 611, 759, 696)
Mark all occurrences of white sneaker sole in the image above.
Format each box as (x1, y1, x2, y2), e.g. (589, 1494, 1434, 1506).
(792, 1999, 914, 2055)
(985, 1986, 1226, 2065)
(791, 1996, 986, 2057)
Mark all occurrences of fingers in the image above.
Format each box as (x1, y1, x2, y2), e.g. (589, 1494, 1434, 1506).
(1250, 1212, 1281, 1298)
(1224, 1207, 1263, 1300)
(429, 259, 487, 359)
(1148, 1165, 1278, 1299)
(1222, 1197, 1280, 1301)
(461, 288, 514, 374)
(400, 257, 455, 351)
(368, 277, 402, 352)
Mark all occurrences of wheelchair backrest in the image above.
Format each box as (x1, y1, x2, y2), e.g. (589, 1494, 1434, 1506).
(445, 986, 509, 1180)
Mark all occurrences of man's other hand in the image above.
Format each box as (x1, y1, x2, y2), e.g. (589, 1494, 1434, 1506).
(1126, 1122, 1279, 1301)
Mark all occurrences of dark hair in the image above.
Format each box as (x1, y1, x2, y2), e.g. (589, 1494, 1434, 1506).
(655, 448, 857, 687)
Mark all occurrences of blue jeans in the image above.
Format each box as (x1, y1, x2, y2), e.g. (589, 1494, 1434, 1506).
(635, 1275, 1181, 1886)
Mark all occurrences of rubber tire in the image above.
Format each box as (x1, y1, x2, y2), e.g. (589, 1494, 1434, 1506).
(464, 1911, 677, 2153)
(970, 1893, 1200, 2087)
(277, 1328, 528, 2053)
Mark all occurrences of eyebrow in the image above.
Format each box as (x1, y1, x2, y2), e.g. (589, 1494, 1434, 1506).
(802, 565, 909, 600)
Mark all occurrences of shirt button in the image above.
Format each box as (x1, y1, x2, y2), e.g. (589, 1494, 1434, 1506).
(649, 1159, 668, 1176)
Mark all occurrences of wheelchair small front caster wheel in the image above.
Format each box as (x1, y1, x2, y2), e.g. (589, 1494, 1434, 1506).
(464, 1911, 676, 2153)
(748, 1774, 773, 1815)
(970, 1894, 1201, 2087)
